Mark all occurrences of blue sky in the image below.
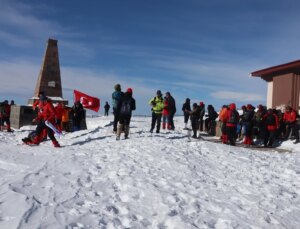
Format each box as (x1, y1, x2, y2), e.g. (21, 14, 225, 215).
(1, 0, 300, 114)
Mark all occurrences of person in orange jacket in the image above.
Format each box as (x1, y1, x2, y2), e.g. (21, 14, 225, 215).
(218, 105, 228, 144)
(263, 109, 279, 147)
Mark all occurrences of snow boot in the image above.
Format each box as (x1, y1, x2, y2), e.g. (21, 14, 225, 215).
(117, 124, 123, 140)
(25, 135, 40, 145)
(7, 125, 12, 132)
(124, 125, 130, 139)
(52, 140, 60, 148)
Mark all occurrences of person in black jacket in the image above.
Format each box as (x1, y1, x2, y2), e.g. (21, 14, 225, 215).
(104, 102, 110, 116)
(71, 101, 85, 131)
(199, 102, 205, 132)
(182, 98, 191, 130)
(165, 92, 176, 130)
(187, 103, 200, 138)
(242, 104, 255, 146)
(116, 88, 136, 140)
(205, 104, 218, 135)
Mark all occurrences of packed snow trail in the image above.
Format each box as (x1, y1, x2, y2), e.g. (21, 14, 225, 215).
(0, 116, 299, 229)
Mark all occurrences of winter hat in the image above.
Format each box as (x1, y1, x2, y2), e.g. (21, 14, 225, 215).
(192, 103, 197, 108)
(186, 98, 190, 102)
(229, 103, 236, 110)
(258, 104, 263, 110)
(241, 105, 246, 110)
(199, 101, 204, 106)
(156, 90, 162, 96)
(127, 88, 133, 94)
(114, 84, 121, 91)
(166, 92, 171, 96)
(247, 104, 253, 110)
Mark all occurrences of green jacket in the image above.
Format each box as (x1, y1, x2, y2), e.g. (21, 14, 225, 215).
(149, 96, 164, 114)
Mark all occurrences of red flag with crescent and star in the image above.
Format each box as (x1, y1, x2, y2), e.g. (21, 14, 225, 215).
(73, 90, 100, 112)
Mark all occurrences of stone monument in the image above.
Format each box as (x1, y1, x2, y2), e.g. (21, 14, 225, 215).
(28, 38, 68, 105)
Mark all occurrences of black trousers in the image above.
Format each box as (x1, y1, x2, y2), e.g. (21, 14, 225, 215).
(184, 112, 189, 124)
(226, 126, 237, 146)
(191, 119, 199, 137)
(35, 121, 56, 141)
(168, 112, 175, 130)
(104, 110, 109, 116)
(199, 118, 204, 131)
(151, 112, 162, 132)
(264, 130, 276, 147)
(113, 108, 119, 132)
(1, 116, 10, 126)
(285, 123, 299, 140)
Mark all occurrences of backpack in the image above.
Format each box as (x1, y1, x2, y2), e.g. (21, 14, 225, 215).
(228, 110, 239, 124)
(120, 98, 132, 115)
(266, 114, 275, 126)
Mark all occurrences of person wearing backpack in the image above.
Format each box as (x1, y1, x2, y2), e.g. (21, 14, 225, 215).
(112, 84, 124, 133)
(116, 88, 136, 140)
(149, 90, 164, 133)
(263, 109, 279, 147)
(225, 103, 240, 146)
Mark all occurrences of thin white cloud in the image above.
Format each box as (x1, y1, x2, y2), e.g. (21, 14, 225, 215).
(211, 91, 264, 102)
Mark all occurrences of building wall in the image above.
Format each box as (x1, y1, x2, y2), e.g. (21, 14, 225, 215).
(272, 73, 294, 108)
(267, 81, 273, 108)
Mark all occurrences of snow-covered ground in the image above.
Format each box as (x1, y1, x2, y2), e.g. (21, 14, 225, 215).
(0, 116, 299, 229)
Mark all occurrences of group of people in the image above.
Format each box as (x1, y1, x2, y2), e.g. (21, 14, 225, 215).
(112, 84, 136, 140)
(149, 90, 176, 133)
(182, 98, 299, 147)
(1, 86, 299, 148)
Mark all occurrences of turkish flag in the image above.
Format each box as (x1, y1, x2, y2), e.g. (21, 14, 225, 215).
(73, 90, 100, 112)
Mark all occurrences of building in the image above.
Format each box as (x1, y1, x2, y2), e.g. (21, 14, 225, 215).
(251, 60, 300, 111)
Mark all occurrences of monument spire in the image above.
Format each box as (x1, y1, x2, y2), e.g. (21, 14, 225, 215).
(34, 38, 62, 98)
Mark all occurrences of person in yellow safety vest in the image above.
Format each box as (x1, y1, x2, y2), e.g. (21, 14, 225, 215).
(149, 90, 165, 133)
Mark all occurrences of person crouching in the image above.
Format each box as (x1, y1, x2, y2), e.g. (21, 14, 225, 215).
(24, 97, 60, 147)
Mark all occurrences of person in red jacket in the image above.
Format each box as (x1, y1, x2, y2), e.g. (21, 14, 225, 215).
(224, 103, 239, 146)
(283, 106, 299, 143)
(162, 97, 170, 130)
(24, 97, 60, 147)
(263, 109, 279, 147)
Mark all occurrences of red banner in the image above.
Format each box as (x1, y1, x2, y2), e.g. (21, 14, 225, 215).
(74, 90, 100, 112)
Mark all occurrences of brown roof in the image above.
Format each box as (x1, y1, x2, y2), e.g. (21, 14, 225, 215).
(251, 59, 300, 77)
